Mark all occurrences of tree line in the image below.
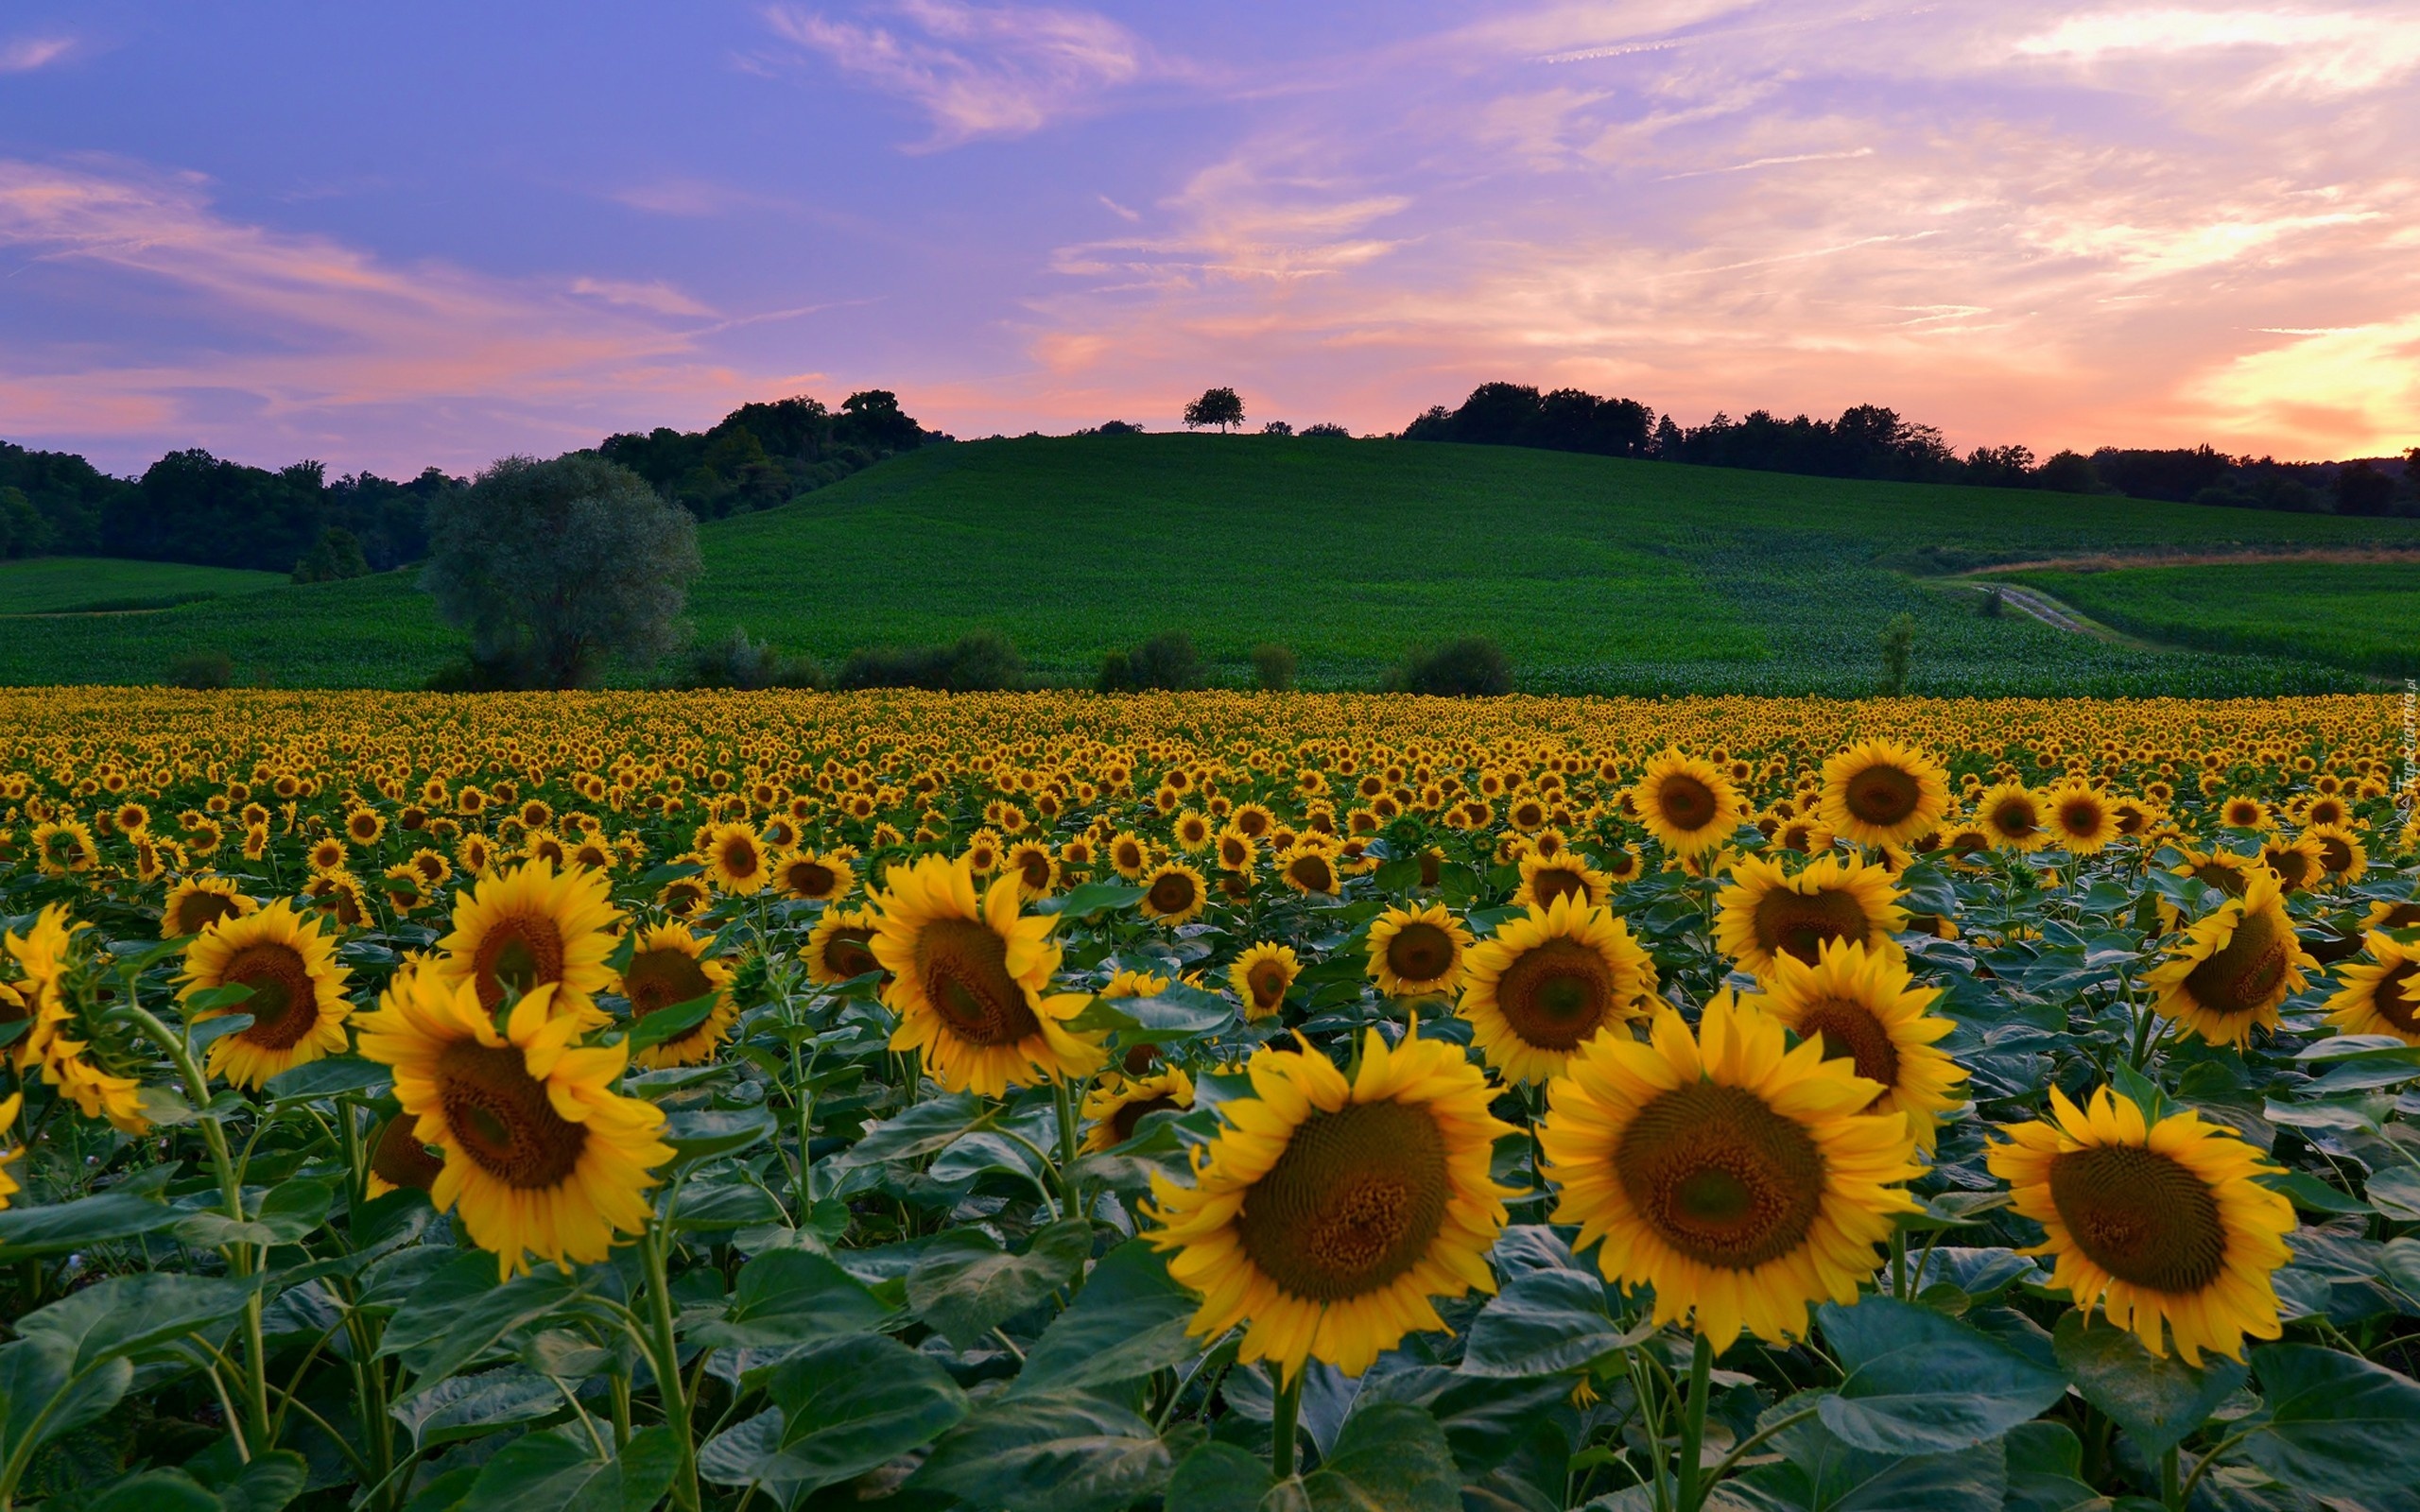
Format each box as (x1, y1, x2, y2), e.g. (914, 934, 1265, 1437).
(0, 389, 942, 573)
(1400, 382, 2420, 515)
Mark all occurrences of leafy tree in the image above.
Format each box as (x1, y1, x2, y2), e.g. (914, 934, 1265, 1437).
(0, 485, 54, 558)
(1095, 650, 1134, 693)
(2035, 451, 2101, 493)
(2334, 460, 2397, 516)
(1128, 632, 1204, 690)
(1183, 388, 1246, 433)
(1261, 420, 1294, 436)
(291, 526, 370, 584)
(1300, 422, 1353, 438)
(838, 631, 1024, 692)
(421, 454, 701, 689)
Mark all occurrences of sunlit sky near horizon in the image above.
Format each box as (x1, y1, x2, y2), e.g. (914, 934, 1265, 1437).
(3, 1, 2416, 478)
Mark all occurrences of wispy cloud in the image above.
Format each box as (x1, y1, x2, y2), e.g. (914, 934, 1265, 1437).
(0, 36, 73, 72)
(2014, 9, 2420, 95)
(761, 0, 1155, 147)
(0, 159, 790, 472)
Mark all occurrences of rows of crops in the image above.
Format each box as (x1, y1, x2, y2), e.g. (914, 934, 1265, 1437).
(7, 438, 2416, 692)
(2002, 561, 2420, 680)
(3, 689, 2418, 1512)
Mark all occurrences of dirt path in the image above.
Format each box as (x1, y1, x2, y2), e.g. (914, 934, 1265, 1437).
(1984, 582, 2094, 633)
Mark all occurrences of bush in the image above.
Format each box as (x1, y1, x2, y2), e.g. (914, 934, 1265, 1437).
(1385, 638, 1512, 696)
(1095, 650, 1133, 693)
(1979, 586, 2005, 618)
(422, 650, 523, 693)
(164, 649, 233, 691)
(1261, 421, 1295, 437)
(1252, 644, 1297, 691)
(1128, 632, 1203, 691)
(1879, 612, 1916, 694)
(838, 631, 1024, 692)
(292, 525, 370, 584)
(685, 626, 821, 690)
(1300, 422, 1353, 438)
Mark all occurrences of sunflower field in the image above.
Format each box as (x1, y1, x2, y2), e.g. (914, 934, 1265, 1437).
(4, 687, 2419, 1512)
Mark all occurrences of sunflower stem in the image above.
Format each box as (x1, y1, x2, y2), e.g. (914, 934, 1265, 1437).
(1051, 1073, 1085, 1218)
(1270, 1367, 1304, 1480)
(2161, 1444, 2181, 1510)
(123, 998, 275, 1453)
(1675, 1332, 1713, 1512)
(637, 1223, 701, 1512)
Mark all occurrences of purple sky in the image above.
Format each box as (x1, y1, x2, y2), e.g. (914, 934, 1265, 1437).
(3, 1, 2415, 477)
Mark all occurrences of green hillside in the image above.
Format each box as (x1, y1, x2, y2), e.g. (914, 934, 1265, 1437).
(0, 556, 285, 614)
(2000, 558, 2420, 677)
(5, 436, 2416, 694)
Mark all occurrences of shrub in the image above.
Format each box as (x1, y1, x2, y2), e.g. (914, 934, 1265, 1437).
(1386, 638, 1512, 696)
(164, 649, 233, 691)
(1261, 421, 1295, 437)
(1095, 650, 1133, 693)
(422, 650, 523, 693)
(1300, 422, 1353, 438)
(686, 626, 821, 690)
(1252, 644, 1298, 691)
(1979, 586, 2005, 618)
(838, 631, 1024, 692)
(292, 525, 370, 584)
(1879, 612, 1916, 694)
(1128, 632, 1203, 691)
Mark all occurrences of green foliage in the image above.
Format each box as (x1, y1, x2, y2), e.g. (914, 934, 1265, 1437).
(1127, 632, 1204, 691)
(164, 649, 233, 691)
(290, 526, 369, 584)
(422, 454, 702, 688)
(682, 626, 821, 690)
(838, 629, 1026, 691)
(7, 437, 2420, 690)
(1182, 387, 1245, 433)
(1878, 612, 1915, 695)
(0, 557, 284, 614)
(1387, 637, 1513, 696)
(2004, 559, 2420, 676)
(1250, 644, 1296, 691)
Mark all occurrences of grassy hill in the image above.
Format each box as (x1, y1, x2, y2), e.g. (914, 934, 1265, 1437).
(5, 436, 2416, 695)
(1998, 558, 2420, 677)
(0, 557, 285, 614)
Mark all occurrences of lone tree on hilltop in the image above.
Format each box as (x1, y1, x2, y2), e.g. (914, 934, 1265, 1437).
(423, 454, 701, 689)
(1184, 387, 1245, 433)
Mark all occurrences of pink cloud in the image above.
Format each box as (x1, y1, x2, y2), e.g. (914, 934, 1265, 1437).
(762, 0, 1154, 147)
(0, 36, 73, 72)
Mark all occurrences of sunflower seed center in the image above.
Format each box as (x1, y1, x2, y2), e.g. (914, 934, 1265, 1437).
(1235, 1098, 1450, 1302)
(2048, 1144, 2226, 1293)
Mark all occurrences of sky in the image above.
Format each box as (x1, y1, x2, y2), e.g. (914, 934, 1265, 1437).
(2, 0, 2415, 478)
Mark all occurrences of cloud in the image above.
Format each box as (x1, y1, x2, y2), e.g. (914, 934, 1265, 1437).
(0, 158, 791, 472)
(0, 36, 73, 72)
(2014, 8, 2420, 95)
(570, 277, 717, 318)
(762, 0, 1152, 146)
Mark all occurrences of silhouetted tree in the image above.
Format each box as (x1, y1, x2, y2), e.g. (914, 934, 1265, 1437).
(2335, 460, 2398, 516)
(1184, 388, 1246, 433)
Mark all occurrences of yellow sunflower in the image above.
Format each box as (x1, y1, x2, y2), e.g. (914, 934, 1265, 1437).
(771, 849, 853, 902)
(1512, 850, 1613, 911)
(805, 905, 887, 986)
(2041, 781, 2119, 853)
(356, 971, 672, 1279)
(1108, 831, 1151, 881)
(2145, 870, 2312, 1046)
(2303, 823, 2367, 885)
(1538, 994, 1922, 1353)
(1144, 1025, 1516, 1380)
(1276, 841, 1342, 898)
(1458, 893, 1655, 1084)
(1139, 861, 1210, 926)
(0, 1091, 22, 1211)
(1818, 740, 1951, 849)
(178, 901, 354, 1091)
(1082, 1066, 1195, 1153)
(2258, 835, 2325, 895)
(1230, 942, 1301, 1020)
(160, 876, 258, 939)
(2325, 932, 2420, 1044)
(700, 822, 769, 896)
(1005, 839, 1060, 902)
(364, 1112, 445, 1199)
(1975, 782, 2051, 852)
(870, 854, 1104, 1097)
(1634, 751, 1743, 857)
(5, 907, 147, 1134)
(617, 921, 737, 1070)
(434, 858, 622, 1017)
(1714, 851, 1908, 978)
(1365, 902, 1474, 998)
(1750, 938, 1966, 1152)
(1987, 1086, 2293, 1366)
(32, 818, 97, 877)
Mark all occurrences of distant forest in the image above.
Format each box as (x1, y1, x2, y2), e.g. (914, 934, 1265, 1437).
(0, 390, 945, 574)
(1403, 382, 2420, 516)
(4, 381, 2412, 575)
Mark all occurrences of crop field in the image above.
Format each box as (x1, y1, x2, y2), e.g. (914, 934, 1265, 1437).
(3, 687, 2419, 1512)
(0, 557, 285, 615)
(5, 438, 2418, 693)
(2002, 559, 2420, 679)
